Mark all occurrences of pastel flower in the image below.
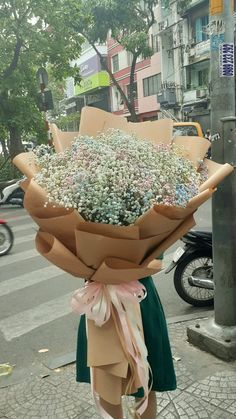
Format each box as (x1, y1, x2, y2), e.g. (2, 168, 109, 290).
(33, 129, 207, 226)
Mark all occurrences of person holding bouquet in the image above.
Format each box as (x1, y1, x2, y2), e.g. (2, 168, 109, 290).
(13, 108, 231, 417)
(76, 268, 177, 419)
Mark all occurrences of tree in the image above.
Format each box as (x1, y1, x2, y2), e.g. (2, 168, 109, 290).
(74, 0, 159, 122)
(0, 0, 84, 159)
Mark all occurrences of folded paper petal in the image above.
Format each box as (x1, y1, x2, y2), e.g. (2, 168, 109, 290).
(50, 123, 78, 153)
(152, 188, 214, 220)
(142, 214, 195, 265)
(35, 231, 94, 278)
(78, 106, 173, 144)
(77, 221, 140, 239)
(32, 211, 83, 253)
(173, 136, 210, 167)
(90, 258, 162, 284)
(23, 179, 49, 213)
(13, 152, 39, 178)
(75, 229, 169, 268)
(200, 161, 233, 192)
(135, 206, 183, 238)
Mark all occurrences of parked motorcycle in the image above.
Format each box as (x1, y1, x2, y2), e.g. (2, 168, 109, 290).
(0, 219, 14, 256)
(165, 230, 214, 307)
(0, 179, 24, 206)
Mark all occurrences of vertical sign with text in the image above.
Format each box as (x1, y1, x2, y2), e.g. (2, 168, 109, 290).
(210, 0, 223, 15)
(219, 43, 235, 77)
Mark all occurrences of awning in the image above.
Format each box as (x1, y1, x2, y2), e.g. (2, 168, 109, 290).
(182, 98, 209, 107)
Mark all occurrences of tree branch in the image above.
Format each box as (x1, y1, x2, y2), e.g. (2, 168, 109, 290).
(2, 37, 22, 80)
(82, 35, 134, 116)
(135, 1, 156, 30)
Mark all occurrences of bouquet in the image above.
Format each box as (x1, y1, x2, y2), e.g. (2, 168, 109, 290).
(33, 130, 206, 223)
(13, 107, 233, 418)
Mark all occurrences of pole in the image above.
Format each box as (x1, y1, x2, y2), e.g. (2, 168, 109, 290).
(38, 71, 51, 145)
(214, 116, 236, 327)
(210, 0, 236, 326)
(210, 0, 235, 155)
(187, 0, 236, 360)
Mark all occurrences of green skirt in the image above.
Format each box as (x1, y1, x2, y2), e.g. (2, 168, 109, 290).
(76, 277, 177, 395)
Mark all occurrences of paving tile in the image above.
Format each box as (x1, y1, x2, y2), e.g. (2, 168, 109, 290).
(160, 391, 236, 419)
(186, 370, 236, 415)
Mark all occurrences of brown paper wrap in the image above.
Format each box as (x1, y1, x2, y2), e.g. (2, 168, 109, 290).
(173, 135, 210, 167)
(13, 106, 234, 405)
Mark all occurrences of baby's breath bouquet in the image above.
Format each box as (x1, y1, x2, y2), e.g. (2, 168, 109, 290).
(13, 106, 232, 418)
(33, 129, 205, 226)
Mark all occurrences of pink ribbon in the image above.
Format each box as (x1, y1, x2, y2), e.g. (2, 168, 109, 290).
(71, 280, 150, 418)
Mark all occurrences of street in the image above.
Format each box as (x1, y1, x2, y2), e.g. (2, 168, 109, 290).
(0, 201, 212, 376)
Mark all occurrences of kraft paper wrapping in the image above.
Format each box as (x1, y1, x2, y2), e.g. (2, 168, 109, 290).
(78, 106, 175, 144)
(13, 151, 39, 179)
(36, 231, 94, 278)
(51, 106, 174, 152)
(50, 124, 78, 153)
(90, 258, 162, 285)
(199, 159, 234, 192)
(13, 106, 234, 406)
(173, 135, 210, 167)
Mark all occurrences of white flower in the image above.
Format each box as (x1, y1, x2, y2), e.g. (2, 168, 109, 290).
(33, 129, 206, 226)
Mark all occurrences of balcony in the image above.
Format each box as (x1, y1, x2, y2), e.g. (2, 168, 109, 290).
(183, 88, 209, 103)
(178, 0, 207, 15)
(190, 39, 210, 59)
(157, 88, 177, 108)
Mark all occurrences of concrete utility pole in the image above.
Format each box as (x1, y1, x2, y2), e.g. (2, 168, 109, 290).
(188, 0, 236, 361)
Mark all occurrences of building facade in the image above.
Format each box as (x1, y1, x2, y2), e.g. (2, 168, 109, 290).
(108, 5, 162, 121)
(64, 0, 235, 130)
(64, 41, 110, 129)
(182, 0, 211, 131)
(157, 0, 218, 132)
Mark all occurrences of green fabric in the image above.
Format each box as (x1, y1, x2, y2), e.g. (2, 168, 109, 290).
(76, 275, 176, 394)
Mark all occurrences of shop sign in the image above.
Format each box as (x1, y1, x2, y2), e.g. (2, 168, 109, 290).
(79, 55, 101, 77)
(219, 43, 234, 77)
(75, 71, 110, 95)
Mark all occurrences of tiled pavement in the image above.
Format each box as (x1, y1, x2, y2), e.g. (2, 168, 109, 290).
(0, 319, 236, 419)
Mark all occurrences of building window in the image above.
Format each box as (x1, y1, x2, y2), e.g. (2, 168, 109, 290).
(186, 62, 209, 90)
(143, 74, 161, 97)
(126, 82, 138, 100)
(112, 54, 119, 72)
(198, 68, 209, 87)
(151, 34, 160, 53)
(194, 15, 209, 43)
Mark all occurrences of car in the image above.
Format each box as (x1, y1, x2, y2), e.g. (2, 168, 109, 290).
(173, 122, 204, 138)
(22, 141, 34, 151)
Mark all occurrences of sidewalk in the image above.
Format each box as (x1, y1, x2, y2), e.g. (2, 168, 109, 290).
(1, 316, 236, 419)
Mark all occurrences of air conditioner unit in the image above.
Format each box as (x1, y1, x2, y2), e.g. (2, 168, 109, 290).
(157, 88, 177, 107)
(188, 48, 195, 57)
(196, 89, 207, 98)
(163, 19, 169, 29)
(158, 19, 169, 31)
(185, 44, 191, 53)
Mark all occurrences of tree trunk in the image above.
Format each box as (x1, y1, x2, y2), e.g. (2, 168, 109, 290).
(0, 139, 9, 159)
(9, 126, 24, 160)
(128, 53, 139, 122)
(88, 40, 138, 120)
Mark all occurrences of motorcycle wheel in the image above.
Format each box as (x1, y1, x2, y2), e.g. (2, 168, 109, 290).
(0, 224, 14, 256)
(173, 250, 214, 307)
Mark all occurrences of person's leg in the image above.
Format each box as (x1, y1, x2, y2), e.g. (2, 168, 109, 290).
(135, 391, 157, 419)
(100, 397, 123, 419)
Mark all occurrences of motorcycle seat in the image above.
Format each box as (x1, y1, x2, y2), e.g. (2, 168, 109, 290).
(186, 230, 212, 241)
(0, 179, 19, 192)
